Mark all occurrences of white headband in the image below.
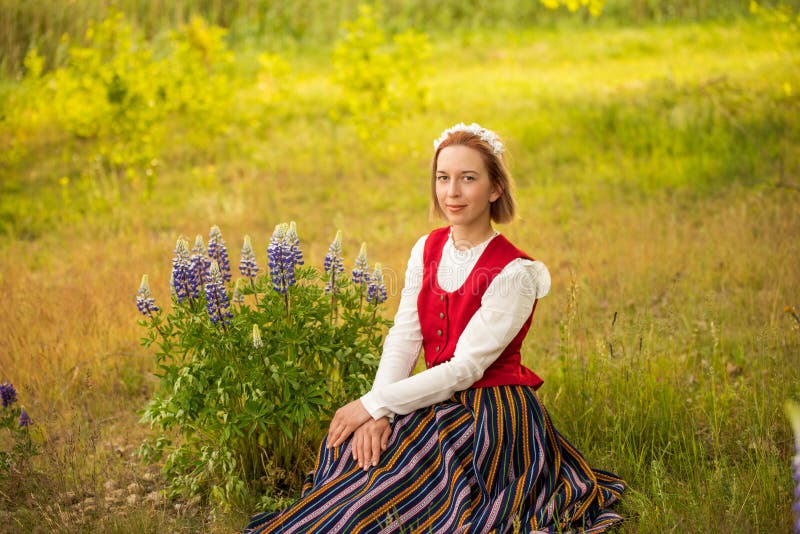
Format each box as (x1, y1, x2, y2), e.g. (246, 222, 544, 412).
(433, 122, 504, 156)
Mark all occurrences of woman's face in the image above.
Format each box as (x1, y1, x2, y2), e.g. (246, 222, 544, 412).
(435, 144, 501, 230)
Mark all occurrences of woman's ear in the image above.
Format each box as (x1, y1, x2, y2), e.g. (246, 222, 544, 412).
(490, 185, 503, 203)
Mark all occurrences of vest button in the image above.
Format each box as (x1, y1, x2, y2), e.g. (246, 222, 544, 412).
(439, 294, 445, 301)
(437, 329, 443, 336)
(439, 312, 445, 319)
(435, 345, 440, 351)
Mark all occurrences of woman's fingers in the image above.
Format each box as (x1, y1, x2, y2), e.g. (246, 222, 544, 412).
(370, 431, 382, 467)
(361, 433, 372, 470)
(352, 429, 361, 461)
(381, 423, 391, 451)
(327, 400, 371, 449)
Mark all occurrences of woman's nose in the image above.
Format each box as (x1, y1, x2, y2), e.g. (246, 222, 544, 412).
(447, 180, 461, 197)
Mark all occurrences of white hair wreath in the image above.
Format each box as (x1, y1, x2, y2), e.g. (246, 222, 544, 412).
(433, 122, 504, 156)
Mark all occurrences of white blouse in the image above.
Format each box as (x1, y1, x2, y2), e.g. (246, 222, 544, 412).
(359, 230, 551, 419)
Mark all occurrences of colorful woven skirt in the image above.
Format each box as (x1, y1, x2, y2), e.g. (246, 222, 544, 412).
(245, 386, 625, 533)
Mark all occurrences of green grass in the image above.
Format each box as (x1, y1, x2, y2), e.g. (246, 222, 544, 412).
(0, 13, 798, 532)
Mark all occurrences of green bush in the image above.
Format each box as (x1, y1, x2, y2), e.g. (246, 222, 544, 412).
(331, 4, 431, 141)
(0, 383, 37, 481)
(136, 224, 388, 510)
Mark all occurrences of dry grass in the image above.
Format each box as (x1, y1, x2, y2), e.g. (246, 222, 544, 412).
(1, 16, 798, 532)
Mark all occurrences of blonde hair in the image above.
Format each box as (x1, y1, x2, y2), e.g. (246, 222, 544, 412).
(429, 129, 516, 224)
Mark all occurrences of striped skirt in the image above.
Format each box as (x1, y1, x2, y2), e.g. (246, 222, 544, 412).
(245, 386, 625, 533)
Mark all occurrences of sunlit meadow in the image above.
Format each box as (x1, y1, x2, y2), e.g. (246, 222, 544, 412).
(1, 2, 799, 532)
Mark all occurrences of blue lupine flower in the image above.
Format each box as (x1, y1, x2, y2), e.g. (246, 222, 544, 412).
(252, 324, 264, 349)
(239, 235, 259, 280)
(171, 238, 193, 303)
(267, 223, 287, 293)
(208, 226, 232, 283)
(0, 383, 17, 408)
(190, 235, 211, 298)
(136, 275, 160, 317)
(786, 401, 800, 534)
(324, 230, 345, 294)
(351, 242, 369, 287)
(366, 263, 387, 305)
(285, 221, 304, 269)
(267, 222, 304, 294)
(18, 408, 31, 427)
(205, 260, 233, 326)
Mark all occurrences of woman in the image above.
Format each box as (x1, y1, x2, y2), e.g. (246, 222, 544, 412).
(245, 123, 625, 533)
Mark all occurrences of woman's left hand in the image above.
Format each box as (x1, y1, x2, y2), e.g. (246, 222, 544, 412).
(327, 399, 371, 449)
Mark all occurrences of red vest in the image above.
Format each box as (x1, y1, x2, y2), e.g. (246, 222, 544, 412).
(417, 227, 544, 390)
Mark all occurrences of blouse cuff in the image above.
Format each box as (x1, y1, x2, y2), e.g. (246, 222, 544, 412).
(359, 391, 393, 420)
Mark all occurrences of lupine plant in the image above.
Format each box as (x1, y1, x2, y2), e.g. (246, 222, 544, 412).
(137, 224, 389, 511)
(786, 401, 800, 534)
(0, 382, 37, 479)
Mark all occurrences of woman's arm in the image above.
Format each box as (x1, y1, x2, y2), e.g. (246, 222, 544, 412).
(359, 258, 550, 417)
(327, 235, 426, 448)
(359, 235, 426, 410)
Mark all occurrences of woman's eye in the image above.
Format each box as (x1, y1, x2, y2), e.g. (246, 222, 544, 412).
(463, 175, 476, 181)
(437, 175, 448, 181)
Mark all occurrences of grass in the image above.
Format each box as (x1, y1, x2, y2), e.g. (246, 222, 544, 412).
(0, 14, 799, 533)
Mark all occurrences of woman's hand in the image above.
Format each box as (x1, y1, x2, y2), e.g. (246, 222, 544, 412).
(327, 399, 371, 449)
(351, 417, 392, 470)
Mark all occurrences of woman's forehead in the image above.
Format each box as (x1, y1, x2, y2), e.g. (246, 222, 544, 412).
(436, 145, 487, 172)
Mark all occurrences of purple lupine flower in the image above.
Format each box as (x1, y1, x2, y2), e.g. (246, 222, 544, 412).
(267, 223, 288, 293)
(205, 260, 233, 326)
(208, 226, 232, 283)
(786, 401, 800, 533)
(190, 235, 211, 298)
(239, 235, 259, 280)
(136, 275, 160, 317)
(267, 222, 304, 294)
(18, 408, 31, 427)
(171, 238, 193, 303)
(0, 383, 17, 408)
(285, 221, 304, 269)
(351, 242, 369, 287)
(366, 263, 387, 305)
(324, 230, 345, 294)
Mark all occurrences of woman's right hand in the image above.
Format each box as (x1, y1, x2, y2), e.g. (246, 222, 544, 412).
(351, 417, 392, 471)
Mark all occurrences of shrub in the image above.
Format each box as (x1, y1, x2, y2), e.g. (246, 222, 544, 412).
(136, 224, 389, 510)
(0, 383, 37, 479)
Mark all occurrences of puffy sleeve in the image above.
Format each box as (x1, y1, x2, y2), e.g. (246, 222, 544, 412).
(359, 235, 427, 417)
(360, 257, 550, 419)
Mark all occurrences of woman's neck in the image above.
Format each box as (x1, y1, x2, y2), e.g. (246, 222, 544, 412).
(449, 224, 497, 250)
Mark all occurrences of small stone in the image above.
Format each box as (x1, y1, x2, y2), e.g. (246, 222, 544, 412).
(142, 472, 156, 482)
(125, 494, 139, 506)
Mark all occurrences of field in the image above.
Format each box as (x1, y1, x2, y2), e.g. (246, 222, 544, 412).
(1, 3, 799, 532)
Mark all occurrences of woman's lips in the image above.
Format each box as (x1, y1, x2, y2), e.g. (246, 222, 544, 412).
(446, 205, 466, 212)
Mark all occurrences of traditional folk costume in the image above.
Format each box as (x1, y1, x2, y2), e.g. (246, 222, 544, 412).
(245, 227, 625, 533)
